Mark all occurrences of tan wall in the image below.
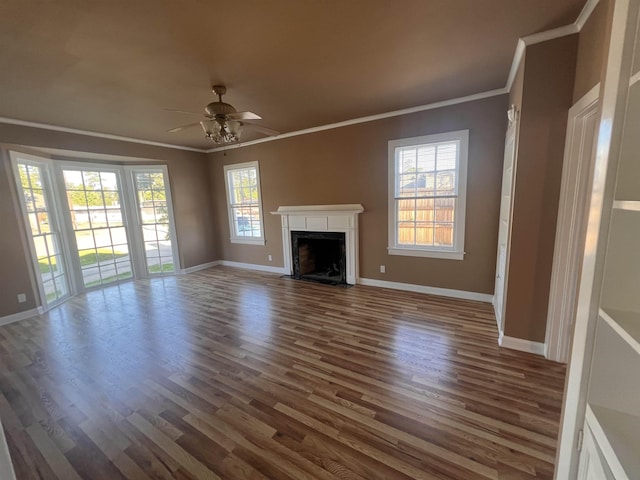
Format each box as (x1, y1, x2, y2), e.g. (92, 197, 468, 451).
(505, 35, 578, 342)
(209, 95, 508, 295)
(573, 0, 611, 103)
(0, 124, 216, 318)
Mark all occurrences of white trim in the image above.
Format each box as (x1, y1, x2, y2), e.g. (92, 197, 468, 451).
(629, 70, 640, 86)
(505, 1, 600, 93)
(387, 248, 464, 260)
(219, 260, 286, 275)
(274, 204, 364, 214)
(0, 418, 16, 480)
(223, 161, 266, 245)
(0, 117, 204, 153)
(522, 24, 579, 46)
(545, 85, 600, 364)
(493, 107, 520, 338)
(575, 0, 602, 31)
(207, 89, 506, 153)
(613, 200, 640, 210)
(0, 307, 43, 327)
(506, 40, 526, 93)
(180, 260, 220, 274)
(387, 130, 468, 260)
(358, 277, 493, 303)
(498, 334, 546, 355)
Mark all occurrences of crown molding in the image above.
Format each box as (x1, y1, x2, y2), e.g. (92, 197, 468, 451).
(522, 23, 579, 46)
(505, 40, 527, 93)
(505, 0, 600, 92)
(206, 88, 508, 153)
(575, 0, 601, 31)
(0, 117, 206, 153)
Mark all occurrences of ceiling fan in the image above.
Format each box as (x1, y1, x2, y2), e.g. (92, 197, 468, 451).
(166, 85, 279, 144)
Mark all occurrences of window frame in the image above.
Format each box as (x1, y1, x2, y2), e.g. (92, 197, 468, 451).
(387, 130, 469, 260)
(223, 161, 266, 245)
(125, 165, 180, 277)
(9, 151, 73, 310)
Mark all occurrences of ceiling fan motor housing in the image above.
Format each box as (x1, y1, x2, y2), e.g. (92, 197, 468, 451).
(205, 101, 236, 117)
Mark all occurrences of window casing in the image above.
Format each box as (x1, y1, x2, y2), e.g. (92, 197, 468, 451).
(224, 161, 265, 245)
(388, 130, 468, 260)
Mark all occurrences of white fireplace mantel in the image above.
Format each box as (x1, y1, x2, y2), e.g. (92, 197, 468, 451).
(272, 204, 364, 284)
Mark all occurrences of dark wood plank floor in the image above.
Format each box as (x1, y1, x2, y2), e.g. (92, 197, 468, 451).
(0, 267, 566, 479)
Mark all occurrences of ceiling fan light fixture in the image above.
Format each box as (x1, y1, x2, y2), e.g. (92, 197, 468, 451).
(168, 85, 276, 143)
(227, 120, 243, 138)
(200, 118, 241, 144)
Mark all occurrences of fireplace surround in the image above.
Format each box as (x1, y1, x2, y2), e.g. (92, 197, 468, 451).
(272, 204, 364, 285)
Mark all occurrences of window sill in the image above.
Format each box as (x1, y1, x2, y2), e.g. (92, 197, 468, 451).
(230, 237, 266, 246)
(388, 247, 465, 260)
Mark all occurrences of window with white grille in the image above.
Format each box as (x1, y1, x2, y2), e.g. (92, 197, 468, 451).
(224, 161, 265, 245)
(388, 130, 468, 260)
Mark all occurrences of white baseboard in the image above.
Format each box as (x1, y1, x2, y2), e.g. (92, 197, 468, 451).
(0, 418, 16, 480)
(219, 260, 287, 275)
(180, 260, 221, 274)
(498, 333, 545, 355)
(357, 277, 493, 303)
(0, 307, 43, 327)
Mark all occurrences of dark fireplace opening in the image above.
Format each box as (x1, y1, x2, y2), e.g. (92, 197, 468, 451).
(291, 231, 347, 285)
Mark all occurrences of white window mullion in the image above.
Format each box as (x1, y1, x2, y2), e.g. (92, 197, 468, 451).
(121, 168, 147, 279)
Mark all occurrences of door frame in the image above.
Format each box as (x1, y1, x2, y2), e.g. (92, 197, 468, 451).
(493, 105, 519, 337)
(545, 84, 600, 363)
(9, 151, 74, 310)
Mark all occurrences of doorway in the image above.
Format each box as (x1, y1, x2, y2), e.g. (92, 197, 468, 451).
(12, 154, 70, 308)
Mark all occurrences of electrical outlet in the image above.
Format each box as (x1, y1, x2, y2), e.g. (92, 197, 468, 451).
(380, 265, 386, 273)
(268, 255, 273, 262)
(17, 293, 26, 303)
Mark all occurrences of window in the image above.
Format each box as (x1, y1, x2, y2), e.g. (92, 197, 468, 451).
(62, 167, 133, 288)
(388, 130, 468, 260)
(130, 167, 179, 275)
(10, 153, 181, 309)
(224, 161, 265, 245)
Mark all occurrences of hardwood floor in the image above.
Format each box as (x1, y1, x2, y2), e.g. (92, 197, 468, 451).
(0, 267, 566, 479)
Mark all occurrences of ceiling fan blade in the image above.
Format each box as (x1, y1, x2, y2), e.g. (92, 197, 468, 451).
(166, 122, 201, 133)
(243, 122, 279, 136)
(227, 111, 262, 121)
(164, 108, 203, 116)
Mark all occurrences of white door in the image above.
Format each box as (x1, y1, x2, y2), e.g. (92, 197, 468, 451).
(10, 153, 71, 308)
(494, 107, 518, 334)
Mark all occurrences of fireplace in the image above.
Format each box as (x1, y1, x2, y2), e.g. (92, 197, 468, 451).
(292, 231, 346, 285)
(272, 204, 364, 285)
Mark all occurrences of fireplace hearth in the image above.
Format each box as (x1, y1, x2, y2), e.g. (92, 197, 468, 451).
(291, 231, 346, 285)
